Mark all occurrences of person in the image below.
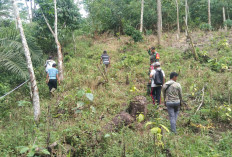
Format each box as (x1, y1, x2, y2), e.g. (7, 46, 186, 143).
(162, 72, 182, 133)
(150, 62, 165, 105)
(46, 63, 60, 93)
(148, 47, 160, 63)
(44, 56, 56, 73)
(101, 51, 110, 72)
(147, 58, 156, 95)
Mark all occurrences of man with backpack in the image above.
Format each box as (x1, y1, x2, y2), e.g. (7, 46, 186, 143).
(150, 62, 165, 105)
(46, 63, 60, 93)
(101, 51, 111, 72)
(162, 72, 182, 133)
(148, 47, 160, 63)
(44, 56, 56, 73)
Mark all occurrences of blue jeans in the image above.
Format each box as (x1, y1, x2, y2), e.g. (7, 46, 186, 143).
(166, 101, 180, 133)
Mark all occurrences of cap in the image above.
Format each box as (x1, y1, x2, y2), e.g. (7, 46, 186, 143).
(154, 62, 160, 67)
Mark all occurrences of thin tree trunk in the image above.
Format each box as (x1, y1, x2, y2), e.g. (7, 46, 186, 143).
(54, 0, 64, 81)
(175, 0, 180, 40)
(30, 0, 33, 21)
(157, 0, 162, 46)
(24, 0, 32, 22)
(12, 0, 40, 121)
(185, 0, 188, 36)
(140, 0, 144, 33)
(223, 7, 227, 31)
(183, 17, 198, 61)
(33, 0, 36, 10)
(208, 0, 211, 26)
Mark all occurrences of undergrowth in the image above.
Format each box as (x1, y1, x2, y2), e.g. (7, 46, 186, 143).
(0, 32, 232, 156)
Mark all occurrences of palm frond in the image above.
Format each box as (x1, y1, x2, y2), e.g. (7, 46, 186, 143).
(0, 26, 43, 79)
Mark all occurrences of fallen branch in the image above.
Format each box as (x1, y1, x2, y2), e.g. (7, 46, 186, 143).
(195, 86, 205, 115)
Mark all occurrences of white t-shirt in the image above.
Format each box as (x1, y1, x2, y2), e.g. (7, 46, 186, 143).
(150, 68, 165, 87)
(45, 60, 56, 72)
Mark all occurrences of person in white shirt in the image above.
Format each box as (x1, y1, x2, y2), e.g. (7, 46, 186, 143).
(149, 62, 165, 105)
(44, 56, 56, 73)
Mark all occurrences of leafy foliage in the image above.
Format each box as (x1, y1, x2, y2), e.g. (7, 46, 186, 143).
(0, 25, 43, 79)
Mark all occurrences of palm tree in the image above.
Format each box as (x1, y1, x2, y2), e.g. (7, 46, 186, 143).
(0, 26, 43, 79)
(0, 0, 13, 20)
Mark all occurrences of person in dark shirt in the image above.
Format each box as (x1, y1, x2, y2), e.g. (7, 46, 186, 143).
(148, 47, 160, 63)
(101, 51, 111, 72)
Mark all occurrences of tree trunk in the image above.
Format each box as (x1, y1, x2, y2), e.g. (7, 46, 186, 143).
(208, 0, 211, 26)
(175, 0, 180, 40)
(223, 7, 227, 31)
(33, 0, 36, 10)
(24, 0, 32, 22)
(30, 0, 33, 21)
(54, 0, 64, 81)
(185, 0, 188, 36)
(140, 0, 144, 33)
(157, 0, 162, 46)
(12, 0, 40, 121)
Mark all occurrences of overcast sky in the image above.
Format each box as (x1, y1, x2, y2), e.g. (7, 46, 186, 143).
(22, 0, 88, 18)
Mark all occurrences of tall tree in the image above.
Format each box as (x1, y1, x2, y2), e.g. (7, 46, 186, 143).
(208, 0, 211, 26)
(12, 0, 40, 121)
(24, 0, 32, 22)
(39, 0, 64, 81)
(175, 0, 180, 40)
(157, 0, 162, 45)
(140, 0, 144, 33)
(54, 0, 64, 81)
(223, 6, 227, 31)
(185, 0, 188, 36)
(30, 0, 33, 21)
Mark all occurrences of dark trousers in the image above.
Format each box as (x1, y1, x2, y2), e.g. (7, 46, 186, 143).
(150, 86, 162, 105)
(48, 79, 57, 91)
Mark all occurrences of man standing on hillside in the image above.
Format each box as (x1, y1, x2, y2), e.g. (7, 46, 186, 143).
(162, 72, 182, 133)
(148, 47, 160, 63)
(46, 63, 60, 93)
(101, 51, 111, 72)
(150, 62, 165, 105)
(44, 56, 56, 73)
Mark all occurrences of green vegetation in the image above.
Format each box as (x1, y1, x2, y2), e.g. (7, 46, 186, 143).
(1, 32, 232, 156)
(1, 0, 232, 156)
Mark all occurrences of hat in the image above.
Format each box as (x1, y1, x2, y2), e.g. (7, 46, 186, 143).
(154, 62, 161, 67)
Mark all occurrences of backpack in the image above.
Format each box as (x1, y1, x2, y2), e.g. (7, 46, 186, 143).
(153, 69, 163, 85)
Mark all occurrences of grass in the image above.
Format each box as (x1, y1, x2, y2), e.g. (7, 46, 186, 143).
(0, 32, 232, 156)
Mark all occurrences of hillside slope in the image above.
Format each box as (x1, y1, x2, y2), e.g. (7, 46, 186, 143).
(0, 32, 232, 156)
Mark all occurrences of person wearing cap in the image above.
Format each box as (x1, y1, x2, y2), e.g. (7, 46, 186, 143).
(46, 63, 60, 93)
(101, 51, 111, 72)
(148, 47, 160, 63)
(44, 56, 56, 73)
(150, 62, 165, 105)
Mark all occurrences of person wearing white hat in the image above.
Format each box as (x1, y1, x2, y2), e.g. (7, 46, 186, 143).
(150, 62, 165, 105)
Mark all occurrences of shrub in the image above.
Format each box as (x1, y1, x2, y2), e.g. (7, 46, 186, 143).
(146, 29, 153, 36)
(132, 30, 143, 42)
(124, 24, 143, 42)
(124, 25, 135, 36)
(200, 23, 213, 31)
(224, 20, 232, 28)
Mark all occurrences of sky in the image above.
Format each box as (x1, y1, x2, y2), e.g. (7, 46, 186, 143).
(22, 0, 88, 18)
